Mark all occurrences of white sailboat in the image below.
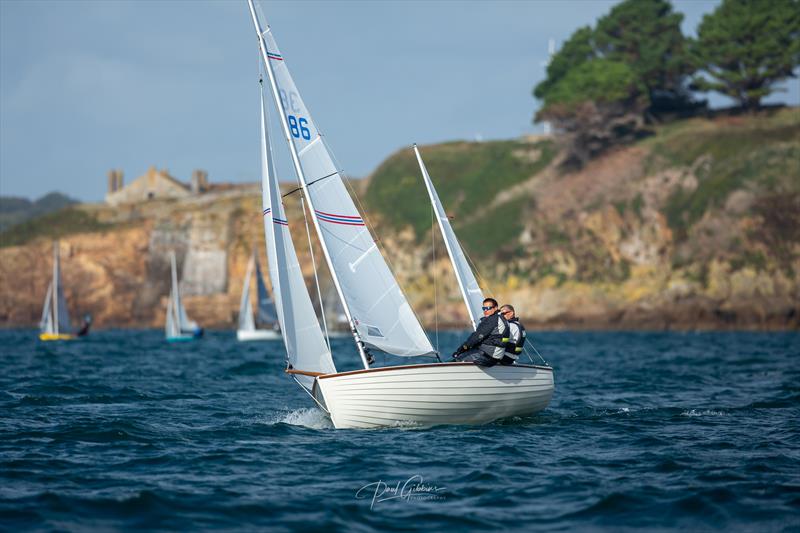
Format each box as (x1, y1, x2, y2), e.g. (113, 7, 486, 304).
(165, 251, 203, 342)
(248, 0, 553, 428)
(39, 241, 73, 341)
(237, 251, 281, 341)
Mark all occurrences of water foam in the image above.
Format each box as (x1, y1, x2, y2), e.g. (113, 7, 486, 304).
(681, 409, 728, 417)
(274, 408, 333, 429)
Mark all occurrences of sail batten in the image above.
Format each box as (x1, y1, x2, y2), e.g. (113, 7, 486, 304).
(414, 145, 485, 329)
(249, 5, 434, 358)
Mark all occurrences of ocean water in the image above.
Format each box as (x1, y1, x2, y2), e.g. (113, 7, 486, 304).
(1, 330, 798, 532)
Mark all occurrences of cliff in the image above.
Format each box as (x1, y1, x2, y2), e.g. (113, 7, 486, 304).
(1, 109, 798, 330)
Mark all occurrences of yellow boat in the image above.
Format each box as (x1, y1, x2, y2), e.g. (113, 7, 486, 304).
(39, 333, 75, 342)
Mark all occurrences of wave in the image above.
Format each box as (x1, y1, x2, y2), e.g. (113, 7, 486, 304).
(267, 408, 333, 430)
(681, 409, 729, 417)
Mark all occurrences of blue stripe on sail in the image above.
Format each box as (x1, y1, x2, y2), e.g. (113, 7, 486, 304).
(315, 210, 365, 226)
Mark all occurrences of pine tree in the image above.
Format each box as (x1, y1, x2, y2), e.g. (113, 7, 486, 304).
(692, 0, 800, 110)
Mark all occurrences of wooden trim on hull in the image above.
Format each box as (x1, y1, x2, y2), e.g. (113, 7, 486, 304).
(317, 361, 553, 380)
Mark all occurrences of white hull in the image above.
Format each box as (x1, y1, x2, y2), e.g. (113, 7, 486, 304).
(313, 362, 554, 429)
(237, 329, 282, 342)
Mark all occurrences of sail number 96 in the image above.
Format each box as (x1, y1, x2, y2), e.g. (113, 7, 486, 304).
(288, 115, 311, 140)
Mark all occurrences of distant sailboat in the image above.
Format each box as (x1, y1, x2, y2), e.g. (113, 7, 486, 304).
(321, 286, 349, 339)
(237, 251, 281, 341)
(39, 242, 74, 341)
(165, 251, 203, 342)
(248, 1, 554, 429)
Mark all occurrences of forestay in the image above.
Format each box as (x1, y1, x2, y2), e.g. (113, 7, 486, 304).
(414, 146, 484, 329)
(259, 86, 335, 389)
(259, 24, 434, 357)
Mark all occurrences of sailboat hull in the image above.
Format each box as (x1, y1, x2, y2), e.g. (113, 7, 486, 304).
(315, 362, 554, 429)
(237, 329, 282, 342)
(39, 333, 75, 342)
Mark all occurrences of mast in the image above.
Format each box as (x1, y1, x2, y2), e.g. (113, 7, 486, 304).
(247, 0, 370, 369)
(414, 145, 482, 329)
(52, 242, 59, 336)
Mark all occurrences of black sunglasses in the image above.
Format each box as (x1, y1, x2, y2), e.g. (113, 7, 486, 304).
(482, 305, 495, 311)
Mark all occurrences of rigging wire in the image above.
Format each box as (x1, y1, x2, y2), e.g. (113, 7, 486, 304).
(460, 239, 547, 366)
(320, 135, 437, 358)
(431, 204, 439, 354)
(300, 195, 331, 351)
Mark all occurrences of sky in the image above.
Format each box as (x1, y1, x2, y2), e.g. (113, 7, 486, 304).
(1, 0, 797, 202)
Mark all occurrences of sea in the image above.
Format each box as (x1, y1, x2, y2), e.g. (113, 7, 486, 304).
(1, 330, 798, 532)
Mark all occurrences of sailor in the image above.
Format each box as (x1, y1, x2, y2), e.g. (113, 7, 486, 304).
(451, 298, 510, 367)
(77, 314, 92, 337)
(499, 305, 525, 365)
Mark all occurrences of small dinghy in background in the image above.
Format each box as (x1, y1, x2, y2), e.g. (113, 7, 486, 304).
(39, 242, 74, 341)
(247, 0, 553, 428)
(237, 250, 281, 341)
(165, 251, 203, 342)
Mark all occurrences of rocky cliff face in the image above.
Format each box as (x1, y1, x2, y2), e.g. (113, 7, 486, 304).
(1, 109, 798, 330)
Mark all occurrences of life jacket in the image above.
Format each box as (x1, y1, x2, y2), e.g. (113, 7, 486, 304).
(480, 313, 510, 359)
(505, 318, 525, 361)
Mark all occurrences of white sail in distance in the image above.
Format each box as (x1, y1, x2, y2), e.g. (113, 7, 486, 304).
(259, 83, 335, 389)
(39, 282, 54, 335)
(238, 255, 257, 332)
(254, 257, 278, 325)
(40, 242, 72, 335)
(254, 12, 433, 357)
(414, 145, 485, 329)
(167, 251, 198, 335)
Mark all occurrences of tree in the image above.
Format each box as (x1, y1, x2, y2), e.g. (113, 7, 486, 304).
(692, 0, 800, 110)
(534, 26, 595, 101)
(594, 0, 695, 114)
(536, 59, 648, 165)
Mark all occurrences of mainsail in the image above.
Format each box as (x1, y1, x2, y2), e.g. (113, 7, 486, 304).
(250, 4, 434, 359)
(259, 83, 335, 388)
(39, 282, 54, 334)
(414, 146, 485, 329)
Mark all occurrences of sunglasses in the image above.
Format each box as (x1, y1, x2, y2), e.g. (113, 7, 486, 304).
(481, 306, 495, 311)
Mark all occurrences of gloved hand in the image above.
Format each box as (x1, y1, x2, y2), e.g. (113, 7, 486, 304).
(452, 345, 468, 358)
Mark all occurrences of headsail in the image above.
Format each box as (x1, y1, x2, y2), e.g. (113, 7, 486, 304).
(250, 5, 434, 358)
(238, 255, 256, 332)
(39, 282, 54, 335)
(414, 146, 485, 328)
(259, 81, 335, 389)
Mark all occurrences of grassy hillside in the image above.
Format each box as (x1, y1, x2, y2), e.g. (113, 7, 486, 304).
(0, 206, 113, 248)
(365, 109, 799, 273)
(364, 139, 555, 252)
(0, 192, 77, 232)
